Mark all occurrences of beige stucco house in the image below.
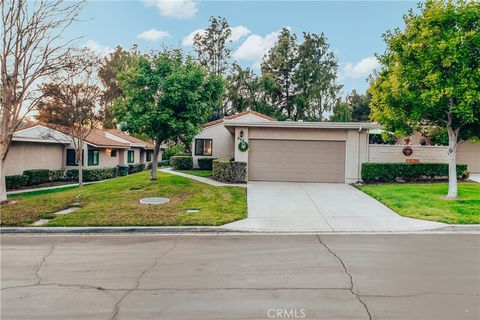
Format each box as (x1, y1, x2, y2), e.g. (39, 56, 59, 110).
(192, 111, 480, 183)
(5, 123, 159, 176)
(193, 111, 377, 183)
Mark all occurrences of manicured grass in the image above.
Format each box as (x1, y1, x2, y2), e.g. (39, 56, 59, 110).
(1, 171, 246, 227)
(177, 170, 212, 178)
(357, 182, 480, 224)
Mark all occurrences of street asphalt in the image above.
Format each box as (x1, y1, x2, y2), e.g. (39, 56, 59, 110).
(1, 234, 479, 320)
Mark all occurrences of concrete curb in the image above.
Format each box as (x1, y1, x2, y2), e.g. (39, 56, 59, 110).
(1, 225, 479, 234)
(0, 226, 235, 234)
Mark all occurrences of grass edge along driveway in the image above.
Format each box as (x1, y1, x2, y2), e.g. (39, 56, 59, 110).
(357, 182, 480, 224)
(1, 171, 246, 227)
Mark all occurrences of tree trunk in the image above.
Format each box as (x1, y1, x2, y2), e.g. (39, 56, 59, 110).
(77, 145, 84, 188)
(446, 125, 458, 199)
(0, 158, 6, 203)
(150, 140, 162, 180)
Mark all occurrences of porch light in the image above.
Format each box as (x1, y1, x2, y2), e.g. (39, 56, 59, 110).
(106, 148, 112, 156)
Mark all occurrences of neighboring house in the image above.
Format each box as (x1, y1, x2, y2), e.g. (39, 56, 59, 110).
(193, 111, 480, 182)
(192, 111, 377, 183)
(4, 123, 159, 176)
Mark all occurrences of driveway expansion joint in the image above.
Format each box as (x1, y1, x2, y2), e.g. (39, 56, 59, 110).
(316, 235, 372, 320)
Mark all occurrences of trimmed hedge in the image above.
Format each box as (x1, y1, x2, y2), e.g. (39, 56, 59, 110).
(212, 158, 247, 183)
(160, 160, 170, 167)
(23, 169, 50, 185)
(65, 167, 118, 182)
(49, 169, 67, 182)
(5, 175, 29, 189)
(117, 165, 129, 176)
(197, 158, 217, 170)
(128, 163, 146, 174)
(147, 160, 170, 170)
(170, 156, 193, 170)
(361, 163, 468, 183)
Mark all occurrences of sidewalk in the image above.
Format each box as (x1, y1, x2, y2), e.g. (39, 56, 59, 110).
(159, 168, 247, 188)
(7, 179, 110, 195)
(469, 173, 480, 183)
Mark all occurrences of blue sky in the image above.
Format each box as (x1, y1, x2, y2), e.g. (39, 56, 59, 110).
(68, 0, 419, 96)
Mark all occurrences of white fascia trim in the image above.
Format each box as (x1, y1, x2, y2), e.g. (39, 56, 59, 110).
(223, 121, 381, 130)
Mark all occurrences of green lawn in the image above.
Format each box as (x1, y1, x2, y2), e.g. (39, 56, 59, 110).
(357, 182, 480, 224)
(1, 171, 246, 227)
(177, 170, 212, 178)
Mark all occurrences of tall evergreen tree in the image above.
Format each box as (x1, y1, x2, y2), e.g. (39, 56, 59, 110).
(97, 46, 138, 128)
(295, 32, 341, 121)
(193, 16, 232, 76)
(261, 28, 298, 119)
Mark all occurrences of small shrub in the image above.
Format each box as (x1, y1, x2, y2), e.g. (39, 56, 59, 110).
(5, 175, 29, 189)
(162, 144, 186, 160)
(197, 158, 216, 170)
(49, 169, 67, 182)
(117, 165, 129, 176)
(147, 160, 170, 169)
(160, 160, 170, 167)
(361, 163, 468, 183)
(128, 163, 146, 174)
(170, 156, 193, 170)
(23, 169, 49, 185)
(212, 158, 247, 183)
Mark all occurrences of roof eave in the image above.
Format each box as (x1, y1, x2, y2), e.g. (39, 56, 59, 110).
(223, 121, 382, 132)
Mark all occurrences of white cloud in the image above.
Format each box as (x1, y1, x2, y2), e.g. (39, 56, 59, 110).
(343, 56, 379, 79)
(182, 28, 205, 46)
(144, 0, 198, 19)
(182, 25, 250, 46)
(233, 30, 281, 69)
(137, 28, 170, 41)
(229, 26, 251, 42)
(84, 40, 113, 57)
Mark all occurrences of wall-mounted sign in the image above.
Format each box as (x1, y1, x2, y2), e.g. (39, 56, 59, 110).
(402, 146, 413, 156)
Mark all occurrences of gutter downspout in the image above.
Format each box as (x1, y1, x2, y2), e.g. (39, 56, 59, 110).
(358, 127, 362, 182)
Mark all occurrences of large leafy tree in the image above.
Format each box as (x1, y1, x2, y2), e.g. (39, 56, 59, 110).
(114, 49, 224, 180)
(369, 0, 480, 198)
(193, 16, 232, 76)
(193, 16, 232, 119)
(0, 0, 83, 202)
(97, 46, 138, 128)
(330, 101, 352, 122)
(39, 50, 103, 187)
(261, 28, 298, 119)
(348, 90, 371, 122)
(294, 32, 342, 121)
(261, 28, 341, 121)
(227, 63, 278, 118)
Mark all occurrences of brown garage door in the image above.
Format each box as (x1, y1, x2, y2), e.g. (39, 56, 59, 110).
(248, 139, 346, 182)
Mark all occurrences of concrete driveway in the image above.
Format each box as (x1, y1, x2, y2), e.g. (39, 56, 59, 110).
(224, 182, 445, 232)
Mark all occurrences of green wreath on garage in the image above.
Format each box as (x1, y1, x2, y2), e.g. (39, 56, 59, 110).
(238, 140, 249, 152)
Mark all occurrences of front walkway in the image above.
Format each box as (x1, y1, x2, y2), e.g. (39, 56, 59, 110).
(159, 168, 247, 188)
(469, 173, 480, 183)
(224, 182, 445, 232)
(6, 179, 110, 195)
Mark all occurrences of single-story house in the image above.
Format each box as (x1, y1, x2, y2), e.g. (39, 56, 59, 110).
(193, 111, 377, 183)
(4, 123, 160, 176)
(192, 111, 480, 182)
